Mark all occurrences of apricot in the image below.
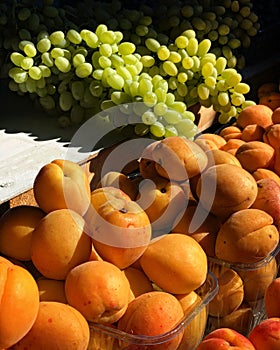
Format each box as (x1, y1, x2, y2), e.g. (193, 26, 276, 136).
(272, 107, 280, 124)
(172, 204, 221, 257)
(248, 318, 280, 350)
(194, 133, 227, 151)
(208, 264, 244, 317)
(176, 291, 208, 350)
(252, 168, 280, 187)
(10, 301, 90, 350)
(263, 124, 280, 149)
(88, 189, 152, 269)
(0, 256, 39, 349)
(235, 141, 275, 173)
(220, 138, 245, 155)
(37, 278, 67, 303)
(236, 104, 273, 129)
(215, 208, 279, 264)
(136, 175, 187, 233)
(140, 233, 208, 294)
(219, 125, 242, 141)
(265, 277, 280, 318)
(259, 92, 280, 111)
(239, 258, 278, 303)
(196, 164, 258, 219)
(151, 136, 208, 181)
(33, 159, 91, 215)
(31, 209, 92, 280)
(274, 147, 280, 176)
(0, 205, 45, 261)
(205, 148, 242, 169)
(65, 260, 130, 324)
(257, 82, 278, 99)
(138, 140, 160, 179)
(123, 266, 154, 301)
(241, 124, 265, 142)
(117, 291, 184, 350)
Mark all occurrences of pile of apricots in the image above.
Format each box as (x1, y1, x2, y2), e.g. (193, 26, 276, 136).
(1, 87, 280, 349)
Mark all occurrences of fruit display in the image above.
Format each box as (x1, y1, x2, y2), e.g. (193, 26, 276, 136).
(0, 0, 267, 140)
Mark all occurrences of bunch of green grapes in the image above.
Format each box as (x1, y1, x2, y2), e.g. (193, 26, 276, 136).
(8, 24, 199, 139)
(150, 0, 260, 70)
(138, 29, 255, 124)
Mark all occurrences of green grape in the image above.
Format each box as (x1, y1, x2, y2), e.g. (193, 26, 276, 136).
(145, 38, 160, 53)
(51, 47, 64, 59)
(99, 43, 113, 57)
(182, 56, 194, 69)
(13, 69, 29, 84)
(222, 69, 241, 87)
(205, 76, 216, 88)
(59, 91, 73, 111)
(177, 72, 188, 84)
(118, 42, 136, 55)
(23, 43, 37, 58)
(135, 25, 149, 37)
(175, 118, 197, 135)
(198, 84, 210, 100)
(201, 62, 214, 78)
(208, 30, 219, 41)
(163, 109, 182, 124)
(154, 87, 167, 103)
(107, 73, 124, 90)
(192, 17, 206, 31)
(215, 56, 227, 74)
(128, 81, 139, 97)
(82, 30, 99, 48)
(134, 123, 150, 136)
(228, 38, 241, 50)
(191, 56, 200, 72)
(164, 124, 178, 137)
(154, 102, 168, 116)
(218, 112, 232, 124)
(168, 77, 178, 90)
(150, 121, 165, 138)
(186, 37, 198, 56)
(49, 31, 65, 46)
(55, 57, 71, 73)
(197, 39, 211, 57)
(89, 80, 103, 97)
(95, 24, 108, 38)
(71, 80, 85, 100)
(28, 66, 42, 80)
(217, 91, 230, 106)
(157, 45, 170, 61)
(181, 5, 194, 18)
(99, 30, 116, 44)
(140, 55, 155, 68)
(75, 62, 93, 78)
(37, 38, 51, 53)
(70, 104, 85, 124)
(18, 28, 32, 41)
(162, 61, 178, 77)
(143, 91, 157, 107)
(231, 92, 245, 106)
(10, 52, 24, 67)
(169, 51, 181, 64)
(116, 66, 133, 81)
(17, 7, 31, 21)
(21, 57, 34, 70)
(110, 91, 131, 104)
(175, 35, 188, 49)
(222, 45, 233, 59)
(73, 53, 86, 67)
(111, 54, 124, 67)
(67, 29, 82, 45)
(177, 83, 188, 97)
(98, 56, 112, 68)
(39, 95, 56, 110)
(141, 110, 157, 125)
(39, 65, 51, 78)
(8, 80, 19, 92)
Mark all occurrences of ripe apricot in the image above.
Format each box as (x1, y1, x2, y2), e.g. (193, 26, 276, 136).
(205, 148, 242, 169)
(117, 291, 184, 350)
(259, 92, 280, 111)
(10, 301, 90, 350)
(194, 133, 227, 151)
(252, 168, 280, 187)
(65, 260, 130, 324)
(140, 233, 208, 294)
(31, 209, 92, 280)
(241, 124, 265, 142)
(272, 107, 280, 124)
(219, 125, 242, 141)
(235, 141, 275, 173)
(257, 82, 278, 99)
(220, 138, 245, 155)
(263, 124, 280, 149)
(0, 205, 45, 261)
(236, 104, 273, 129)
(0, 256, 39, 349)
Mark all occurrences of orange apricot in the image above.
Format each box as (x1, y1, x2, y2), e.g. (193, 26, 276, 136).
(235, 141, 275, 173)
(220, 139, 246, 155)
(123, 266, 154, 301)
(10, 301, 90, 350)
(241, 124, 265, 142)
(259, 92, 280, 111)
(257, 82, 278, 99)
(195, 133, 227, 150)
(219, 125, 242, 141)
(272, 107, 280, 124)
(117, 291, 184, 350)
(31, 209, 92, 280)
(252, 168, 280, 187)
(263, 124, 280, 149)
(65, 260, 130, 324)
(0, 205, 45, 261)
(0, 257, 39, 349)
(236, 104, 273, 129)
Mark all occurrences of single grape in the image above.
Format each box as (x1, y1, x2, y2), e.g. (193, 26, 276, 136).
(150, 121, 165, 138)
(75, 62, 93, 78)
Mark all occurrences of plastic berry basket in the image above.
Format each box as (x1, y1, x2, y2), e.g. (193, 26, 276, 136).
(206, 243, 280, 336)
(87, 271, 218, 350)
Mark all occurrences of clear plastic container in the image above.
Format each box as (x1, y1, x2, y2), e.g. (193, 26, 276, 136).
(206, 243, 280, 336)
(87, 271, 218, 350)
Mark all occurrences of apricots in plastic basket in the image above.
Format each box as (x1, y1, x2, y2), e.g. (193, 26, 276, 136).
(10, 301, 90, 350)
(0, 256, 39, 349)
